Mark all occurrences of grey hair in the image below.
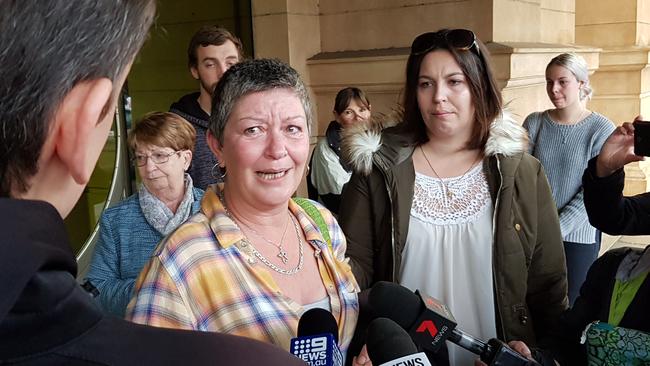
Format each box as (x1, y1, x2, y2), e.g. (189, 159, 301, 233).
(547, 53, 593, 100)
(0, 0, 156, 197)
(209, 58, 313, 145)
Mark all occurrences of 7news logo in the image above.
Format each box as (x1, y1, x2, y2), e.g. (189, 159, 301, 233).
(416, 320, 438, 337)
(415, 319, 449, 350)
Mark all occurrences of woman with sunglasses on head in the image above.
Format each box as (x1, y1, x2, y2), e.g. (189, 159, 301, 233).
(85, 112, 203, 317)
(340, 29, 568, 365)
(523, 53, 615, 306)
(308, 87, 371, 215)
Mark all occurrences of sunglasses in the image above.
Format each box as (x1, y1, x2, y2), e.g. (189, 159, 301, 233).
(411, 29, 481, 58)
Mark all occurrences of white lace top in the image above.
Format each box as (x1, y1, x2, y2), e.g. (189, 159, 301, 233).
(400, 164, 496, 366)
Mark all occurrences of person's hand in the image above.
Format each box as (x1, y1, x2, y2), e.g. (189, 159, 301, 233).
(508, 341, 532, 359)
(352, 344, 373, 366)
(596, 117, 645, 177)
(473, 340, 533, 366)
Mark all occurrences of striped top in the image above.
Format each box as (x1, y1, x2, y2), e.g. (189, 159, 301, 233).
(523, 110, 615, 243)
(126, 186, 359, 353)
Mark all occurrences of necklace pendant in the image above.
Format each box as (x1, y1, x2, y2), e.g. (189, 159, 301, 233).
(277, 246, 289, 264)
(446, 188, 453, 200)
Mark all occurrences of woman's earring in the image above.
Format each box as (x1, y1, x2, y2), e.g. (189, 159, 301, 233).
(212, 163, 227, 180)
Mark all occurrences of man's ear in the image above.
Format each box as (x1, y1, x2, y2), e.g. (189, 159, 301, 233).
(206, 130, 224, 166)
(190, 66, 199, 80)
(54, 78, 113, 185)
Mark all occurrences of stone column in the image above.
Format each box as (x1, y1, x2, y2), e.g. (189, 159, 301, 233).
(251, 0, 321, 196)
(252, 0, 321, 79)
(488, 0, 600, 123)
(577, 0, 650, 193)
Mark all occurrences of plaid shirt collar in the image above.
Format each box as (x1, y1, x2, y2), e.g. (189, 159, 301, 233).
(202, 185, 326, 250)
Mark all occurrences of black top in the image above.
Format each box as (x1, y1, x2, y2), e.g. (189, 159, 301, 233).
(307, 121, 348, 214)
(583, 157, 650, 235)
(536, 158, 650, 365)
(0, 198, 306, 365)
(169, 92, 217, 190)
(169, 92, 210, 127)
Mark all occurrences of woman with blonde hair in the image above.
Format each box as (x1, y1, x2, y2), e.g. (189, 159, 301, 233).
(523, 53, 615, 305)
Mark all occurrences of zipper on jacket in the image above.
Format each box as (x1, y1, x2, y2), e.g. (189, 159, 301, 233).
(491, 157, 508, 340)
(382, 173, 397, 282)
(374, 155, 399, 283)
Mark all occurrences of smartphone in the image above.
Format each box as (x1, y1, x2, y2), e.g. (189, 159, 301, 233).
(634, 120, 650, 156)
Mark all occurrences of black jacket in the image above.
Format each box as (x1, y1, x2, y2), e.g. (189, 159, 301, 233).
(0, 198, 305, 365)
(307, 121, 348, 214)
(170, 92, 217, 190)
(583, 157, 650, 235)
(536, 158, 650, 365)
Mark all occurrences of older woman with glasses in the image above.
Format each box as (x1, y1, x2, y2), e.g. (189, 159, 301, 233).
(85, 112, 203, 317)
(127, 59, 359, 357)
(341, 29, 568, 365)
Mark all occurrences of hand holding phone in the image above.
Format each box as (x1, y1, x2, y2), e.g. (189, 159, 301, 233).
(633, 120, 650, 156)
(596, 120, 643, 177)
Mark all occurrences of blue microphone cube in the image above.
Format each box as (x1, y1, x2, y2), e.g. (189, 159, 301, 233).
(290, 333, 342, 366)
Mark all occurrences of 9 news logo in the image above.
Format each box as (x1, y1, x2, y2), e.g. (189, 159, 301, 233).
(292, 336, 328, 363)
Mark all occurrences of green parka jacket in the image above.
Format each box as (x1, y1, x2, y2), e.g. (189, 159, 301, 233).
(338, 112, 568, 345)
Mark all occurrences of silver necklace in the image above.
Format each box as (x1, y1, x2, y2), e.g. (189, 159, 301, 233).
(220, 193, 304, 275)
(248, 214, 304, 276)
(419, 145, 479, 201)
(550, 109, 589, 144)
(236, 211, 290, 264)
(551, 108, 588, 125)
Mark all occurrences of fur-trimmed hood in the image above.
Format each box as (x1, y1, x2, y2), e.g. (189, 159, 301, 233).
(341, 110, 529, 175)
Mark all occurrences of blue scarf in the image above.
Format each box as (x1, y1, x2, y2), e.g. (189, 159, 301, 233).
(139, 174, 195, 236)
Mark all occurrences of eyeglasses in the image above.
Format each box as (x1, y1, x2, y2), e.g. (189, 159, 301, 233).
(411, 29, 481, 58)
(131, 150, 180, 167)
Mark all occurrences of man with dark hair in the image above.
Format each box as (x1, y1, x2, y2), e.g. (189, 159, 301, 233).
(0, 2, 304, 365)
(170, 25, 243, 189)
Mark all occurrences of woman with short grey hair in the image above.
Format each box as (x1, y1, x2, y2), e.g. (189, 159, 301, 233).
(523, 53, 616, 305)
(127, 59, 359, 358)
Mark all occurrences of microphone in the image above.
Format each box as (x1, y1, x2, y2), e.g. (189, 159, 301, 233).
(290, 308, 343, 366)
(369, 282, 538, 366)
(366, 317, 432, 366)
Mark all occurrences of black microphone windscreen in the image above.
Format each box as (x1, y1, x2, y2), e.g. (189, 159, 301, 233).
(366, 318, 419, 365)
(297, 308, 339, 343)
(368, 281, 422, 328)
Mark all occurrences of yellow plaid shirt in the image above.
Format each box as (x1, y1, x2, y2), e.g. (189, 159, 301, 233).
(126, 186, 359, 353)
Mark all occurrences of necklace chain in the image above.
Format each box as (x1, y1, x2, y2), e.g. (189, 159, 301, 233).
(548, 109, 589, 144)
(219, 192, 304, 275)
(551, 108, 588, 125)
(247, 214, 304, 276)
(235, 211, 290, 264)
(419, 145, 479, 201)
